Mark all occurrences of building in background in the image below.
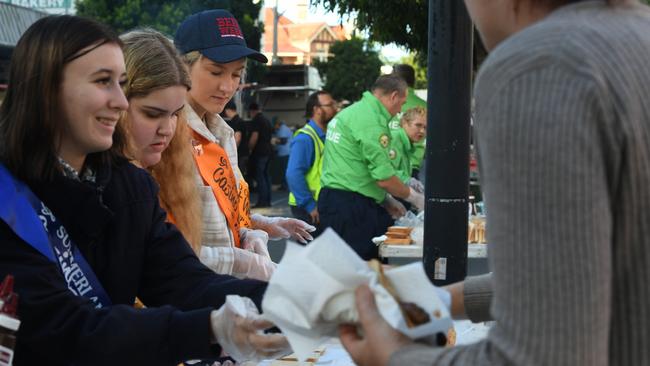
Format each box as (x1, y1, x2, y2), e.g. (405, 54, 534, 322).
(0, 2, 48, 95)
(0, 0, 74, 14)
(251, 0, 349, 126)
(261, 4, 349, 65)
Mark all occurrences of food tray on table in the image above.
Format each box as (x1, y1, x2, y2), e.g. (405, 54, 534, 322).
(378, 243, 487, 259)
(374, 222, 488, 259)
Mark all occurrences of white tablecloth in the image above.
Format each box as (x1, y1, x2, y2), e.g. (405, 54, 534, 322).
(379, 243, 488, 259)
(256, 320, 491, 365)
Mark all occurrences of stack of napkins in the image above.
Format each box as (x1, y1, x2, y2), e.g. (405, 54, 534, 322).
(262, 229, 453, 361)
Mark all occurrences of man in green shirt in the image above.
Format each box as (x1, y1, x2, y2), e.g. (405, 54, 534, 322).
(388, 64, 427, 173)
(319, 75, 425, 260)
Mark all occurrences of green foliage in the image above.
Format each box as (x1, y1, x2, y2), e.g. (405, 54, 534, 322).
(313, 0, 430, 77)
(78, 0, 183, 35)
(314, 0, 428, 54)
(76, 0, 265, 79)
(77, 0, 262, 39)
(314, 37, 382, 102)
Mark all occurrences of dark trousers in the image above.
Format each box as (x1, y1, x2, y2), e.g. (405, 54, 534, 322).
(318, 188, 394, 260)
(271, 155, 289, 189)
(290, 205, 324, 239)
(238, 155, 250, 180)
(254, 155, 272, 206)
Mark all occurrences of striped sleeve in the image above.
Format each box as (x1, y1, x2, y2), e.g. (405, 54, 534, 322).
(199, 245, 235, 276)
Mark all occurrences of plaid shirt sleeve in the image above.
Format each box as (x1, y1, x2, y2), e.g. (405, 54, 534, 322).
(196, 184, 236, 275)
(199, 245, 235, 276)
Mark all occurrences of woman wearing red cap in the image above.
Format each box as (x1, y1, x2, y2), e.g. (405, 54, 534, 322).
(170, 10, 316, 282)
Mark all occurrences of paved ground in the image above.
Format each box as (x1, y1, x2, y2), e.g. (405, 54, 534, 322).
(251, 188, 425, 265)
(250, 188, 292, 262)
(249, 188, 292, 218)
(250, 187, 490, 275)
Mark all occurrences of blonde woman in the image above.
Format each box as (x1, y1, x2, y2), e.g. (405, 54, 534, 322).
(119, 29, 203, 252)
(390, 106, 426, 193)
(118, 28, 291, 362)
(172, 10, 316, 281)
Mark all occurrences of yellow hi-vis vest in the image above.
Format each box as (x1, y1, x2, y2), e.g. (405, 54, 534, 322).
(288, 124, 324, 207)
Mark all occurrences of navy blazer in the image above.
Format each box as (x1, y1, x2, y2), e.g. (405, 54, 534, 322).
(0, 159, 266, 365)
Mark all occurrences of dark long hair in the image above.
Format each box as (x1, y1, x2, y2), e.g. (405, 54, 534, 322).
(0, 15, 126, 184)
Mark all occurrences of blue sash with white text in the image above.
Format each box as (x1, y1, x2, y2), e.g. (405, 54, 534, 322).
(0, 164, 111, 308)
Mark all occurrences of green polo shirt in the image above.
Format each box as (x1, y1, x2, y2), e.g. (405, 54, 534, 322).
(321, 91, 396, 203)
(390, 128, 415, 184)
(388, 87, 427, 170)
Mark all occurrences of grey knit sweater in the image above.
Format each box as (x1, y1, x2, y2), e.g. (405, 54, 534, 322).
(390, 1, 650, 365)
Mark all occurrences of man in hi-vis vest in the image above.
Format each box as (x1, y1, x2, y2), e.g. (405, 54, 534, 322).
(286, 91, 337, 237)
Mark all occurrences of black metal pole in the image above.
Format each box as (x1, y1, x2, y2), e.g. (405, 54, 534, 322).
(423, 0, 473, 285)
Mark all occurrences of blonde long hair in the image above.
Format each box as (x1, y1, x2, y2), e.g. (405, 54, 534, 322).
(120, 29, 202, 253)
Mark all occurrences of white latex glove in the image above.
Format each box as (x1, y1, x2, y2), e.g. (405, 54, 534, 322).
(211, 295, 291, 363)
(240, 228, 270, 259)
(210, 361, 234, 366)
(382, 194, 407, 219)
(184, 358, 233, 366)
(405, 187, 425, 212)
(408, 177, 424, 193)
(251, 213, 316, 243)
(232, 248, 276, 281)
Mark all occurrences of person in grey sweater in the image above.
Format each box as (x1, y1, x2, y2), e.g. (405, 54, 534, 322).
(339, 0, 650, 365)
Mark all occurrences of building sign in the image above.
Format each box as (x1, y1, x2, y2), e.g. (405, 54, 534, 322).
(1, 0, 73, 14)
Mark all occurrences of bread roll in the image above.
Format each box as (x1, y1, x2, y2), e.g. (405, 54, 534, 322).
(384, 237, 412, 245)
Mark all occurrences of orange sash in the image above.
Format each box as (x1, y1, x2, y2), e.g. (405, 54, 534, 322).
(166, 211, 177, 225)
(237, 174, 252, 228)
(191, 131, 241, 247)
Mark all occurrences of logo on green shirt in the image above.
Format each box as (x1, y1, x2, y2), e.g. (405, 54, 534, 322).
(326, 119, 341, 144)
(379, 134, 390, 148)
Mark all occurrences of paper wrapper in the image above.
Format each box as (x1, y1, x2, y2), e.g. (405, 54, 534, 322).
(262, 228, 453, 361)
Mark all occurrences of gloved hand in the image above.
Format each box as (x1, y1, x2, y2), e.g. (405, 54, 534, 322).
(240, 228, 270, 259)
(251, 213, 316, 243)
(210, 361, 234, 366)
(232, 248, 276, 281)
(382, 194, 406, 219)
(405, 187, 425, 212)
(211, 295, 291, 363)
(407, 177, 424, 193)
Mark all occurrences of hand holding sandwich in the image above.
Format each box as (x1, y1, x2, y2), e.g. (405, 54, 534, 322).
(339, 285, 413, 366)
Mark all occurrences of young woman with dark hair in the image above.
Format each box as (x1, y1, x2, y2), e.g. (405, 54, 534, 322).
(0, 16, 288, 365)
(0, 15, 129, 183)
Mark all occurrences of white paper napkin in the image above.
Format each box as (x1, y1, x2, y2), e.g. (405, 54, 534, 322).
(262, 228, 453, 361)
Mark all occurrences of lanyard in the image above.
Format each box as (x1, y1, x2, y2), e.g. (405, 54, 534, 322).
(0, 164, 111, 308)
